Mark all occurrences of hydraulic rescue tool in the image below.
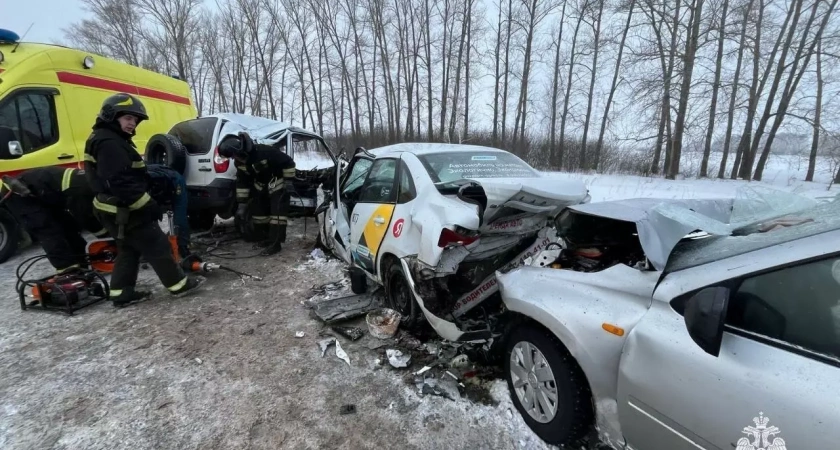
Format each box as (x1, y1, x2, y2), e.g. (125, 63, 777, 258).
(16, 257, 110, 315)
(84, 211, 262, 280)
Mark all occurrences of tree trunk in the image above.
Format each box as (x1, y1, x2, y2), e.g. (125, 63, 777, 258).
(449, 1, 470, 142)
(667, 0, 705, 180)
(512, 0, 539, 148)
(463, 6, 472, 140)
(425, 0, 434, 139)
(596, 0, 633, 173)
(439, 0, 452, 139)
(493, 0, 503, 144)
(661, 0, 681, 177)
(718, 0, 752, 179)
(501, 0, 513, 143)
(549, 2, 568, 168)
(580, 0, 604, 170)
(700, 0, 729, 178)
(559, 12, 585, 170)
(754, 0, 837, 181)
(806, 39, 823, 182)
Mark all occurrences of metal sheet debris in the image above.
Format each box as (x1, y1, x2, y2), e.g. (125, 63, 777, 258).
(386, 349, 411, 368)
(309, 293, 380, 323)
(318, 338, 336, 357)
(339, 404, 356, 415)
(414, 366, 433, 375)
(331, 326, 364, 341)
(415, 374, 461, 401)
(295, 331, 305, 338)
(335, 340, 351, 366)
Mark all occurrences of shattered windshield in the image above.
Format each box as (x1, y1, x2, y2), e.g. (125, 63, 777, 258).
(418, 151, 539, 183)
(667, 196, 840, 272)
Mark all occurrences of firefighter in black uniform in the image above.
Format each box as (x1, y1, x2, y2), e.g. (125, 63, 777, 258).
(84, 93, 202, 307)
(0, 166, 108, 273)
(218, 132, 296, 255)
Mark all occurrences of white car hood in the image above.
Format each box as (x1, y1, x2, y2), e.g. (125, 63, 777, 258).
(466, 177, 590, 224)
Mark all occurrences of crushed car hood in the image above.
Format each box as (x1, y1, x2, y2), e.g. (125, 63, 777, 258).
(564, 186, 820, 271)
(464, 177, 590, 225)
(565, 198, 734, 271)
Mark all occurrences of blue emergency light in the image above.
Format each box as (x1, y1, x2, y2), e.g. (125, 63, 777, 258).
(0, 29, 20, 44)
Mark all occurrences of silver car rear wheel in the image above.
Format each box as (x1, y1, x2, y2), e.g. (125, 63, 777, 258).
(510, 341, 559, 423)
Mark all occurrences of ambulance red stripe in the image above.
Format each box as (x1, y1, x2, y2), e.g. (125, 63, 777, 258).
(56, 71, 192, 105)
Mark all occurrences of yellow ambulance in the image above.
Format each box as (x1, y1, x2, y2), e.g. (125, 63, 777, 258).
(0, 29, 198, 262)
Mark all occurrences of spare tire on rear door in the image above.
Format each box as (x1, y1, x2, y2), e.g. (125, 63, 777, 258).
(144, 134, 187, 174)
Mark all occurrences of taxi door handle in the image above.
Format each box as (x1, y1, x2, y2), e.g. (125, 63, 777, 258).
(373, 216, 385, 225)
(57, 153, 74, 160)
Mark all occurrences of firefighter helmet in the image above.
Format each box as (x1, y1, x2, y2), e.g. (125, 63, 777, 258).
(98, 93, 149, 123)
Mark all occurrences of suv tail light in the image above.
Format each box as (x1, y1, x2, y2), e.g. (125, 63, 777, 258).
(438, 227, 478, 248)
(213, 146, 230, 173)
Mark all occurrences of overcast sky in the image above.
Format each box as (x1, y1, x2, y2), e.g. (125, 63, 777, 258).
(1, 0, 86, 45)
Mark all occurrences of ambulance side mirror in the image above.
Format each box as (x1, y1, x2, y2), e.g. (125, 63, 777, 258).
(8, 141, 23, 157)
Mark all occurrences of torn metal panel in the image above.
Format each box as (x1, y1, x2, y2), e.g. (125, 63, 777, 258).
(310, 293, 380, 323)
(452, 227, 560, 318)
(435, 245, 471, 276)
(479, 213, 548, 235)
(400, 258, 466, 342)
(461, 234, 532, 262)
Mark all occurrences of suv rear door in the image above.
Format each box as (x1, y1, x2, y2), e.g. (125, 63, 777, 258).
(167, 116, 220, 187)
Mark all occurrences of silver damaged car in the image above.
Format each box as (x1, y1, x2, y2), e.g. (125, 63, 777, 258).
(495, 187, 840, 449)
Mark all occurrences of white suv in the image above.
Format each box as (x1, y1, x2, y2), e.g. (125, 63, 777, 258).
(142, 113, 338, 230)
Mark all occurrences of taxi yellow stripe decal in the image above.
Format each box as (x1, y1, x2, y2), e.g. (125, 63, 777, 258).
(361, 204, 395, 257)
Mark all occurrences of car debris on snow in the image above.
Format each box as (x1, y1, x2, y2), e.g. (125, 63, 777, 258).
(306, 292, 382, 323)
(414, 366, 433, 375)
(318, 337, 336, 357)
(449, 354, 469, 368)
(339, 404, 356, 415)
(415, 372, 461, 401)
(331, 325, 364, 341)
(334, 340, 351, 366)
(386, 349, 411, 368)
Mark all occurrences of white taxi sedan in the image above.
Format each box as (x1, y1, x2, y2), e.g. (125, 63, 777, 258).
(315, 143, 590, 339)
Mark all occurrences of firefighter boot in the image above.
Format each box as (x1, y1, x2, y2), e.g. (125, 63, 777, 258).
(170, 275, 206, 298)
(112, 286, 152, 308)
(261, 224, 286, 256)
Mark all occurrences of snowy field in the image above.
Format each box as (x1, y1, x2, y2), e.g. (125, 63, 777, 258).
(546, 151, 840, 204)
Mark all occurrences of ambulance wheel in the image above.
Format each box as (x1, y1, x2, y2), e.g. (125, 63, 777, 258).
(385, 263, 420, 329)
(145, 134, 187, 174)
(0, 210, 19, 264)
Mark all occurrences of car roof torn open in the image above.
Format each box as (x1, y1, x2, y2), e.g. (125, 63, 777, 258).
(563, 186, 838, 272)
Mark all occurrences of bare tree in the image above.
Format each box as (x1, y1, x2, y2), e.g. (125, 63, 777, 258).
(807, 37, 824, 181)
(700, 0, 729, 177)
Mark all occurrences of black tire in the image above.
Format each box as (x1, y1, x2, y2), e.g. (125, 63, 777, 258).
(384, 263, 421, 328)
(145, 134, 187, 174)
(504, 325, 594, 446)
(0, 209, 20, 264)
(188, 210, 216, 231)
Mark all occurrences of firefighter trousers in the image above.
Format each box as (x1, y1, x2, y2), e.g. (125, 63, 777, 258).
(251, 185, 290, 245)
(98, 217, 188, 297)
(5, 196, 87, 272)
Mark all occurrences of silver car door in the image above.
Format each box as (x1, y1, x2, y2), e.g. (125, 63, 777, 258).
(618, 250, 840, 450)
